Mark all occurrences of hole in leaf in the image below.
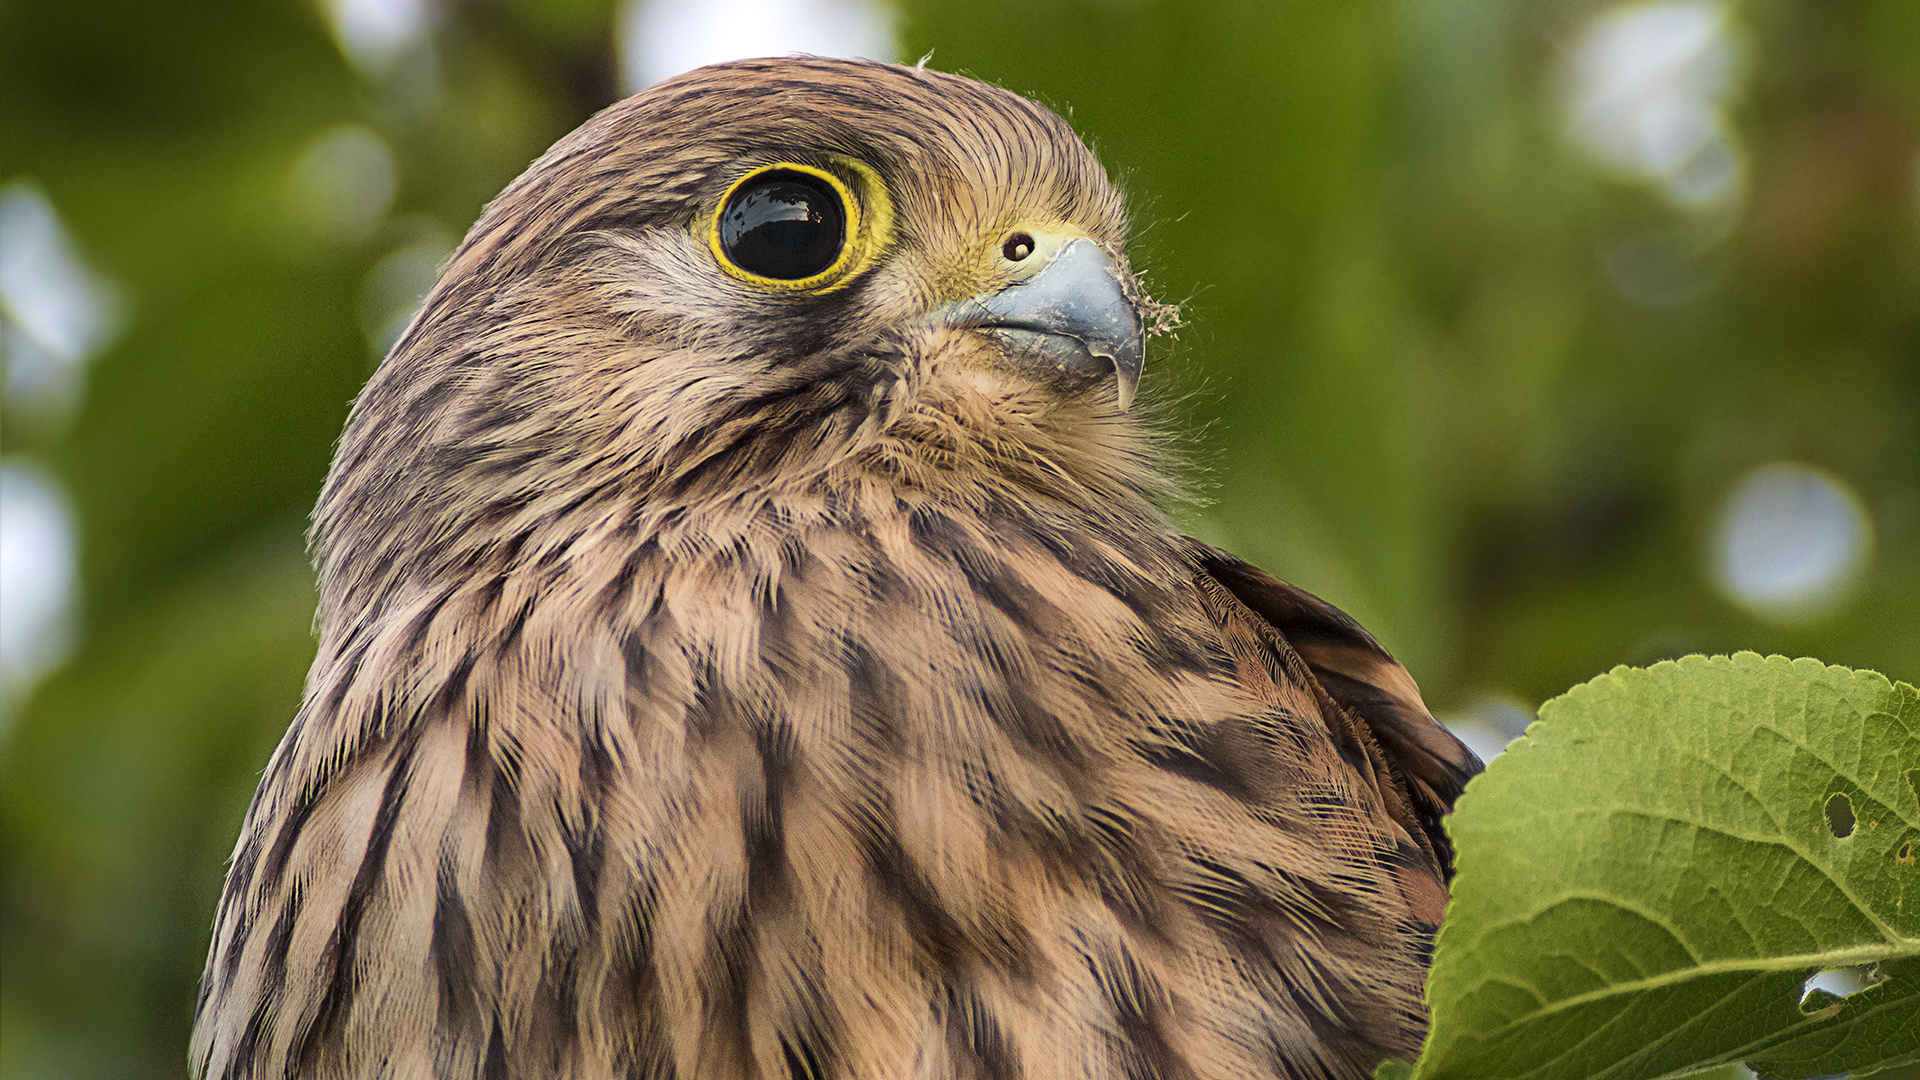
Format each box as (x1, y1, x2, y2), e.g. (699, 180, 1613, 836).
(1898, 839, 1913, 865)
(1824, 791, 1856, 838)
(1798, 965, 1882, 1016)
(1906, 767, 1919, 815)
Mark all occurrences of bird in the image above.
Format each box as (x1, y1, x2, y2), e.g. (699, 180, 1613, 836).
(192, 56, 1481, 1080)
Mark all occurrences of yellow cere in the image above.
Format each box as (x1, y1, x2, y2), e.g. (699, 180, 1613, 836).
(918, 221, 1088, 307)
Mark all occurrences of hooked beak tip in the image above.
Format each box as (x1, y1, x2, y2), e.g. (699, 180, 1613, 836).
(1108, 350, 1141, 412)
(1117, 377, 1137, 412)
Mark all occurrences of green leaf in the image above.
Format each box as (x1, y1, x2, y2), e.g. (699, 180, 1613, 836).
(1415, 653, 1920, 1080)
(1375, 1058, 1415, 1080)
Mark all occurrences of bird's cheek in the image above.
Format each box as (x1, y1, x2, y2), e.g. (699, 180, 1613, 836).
(901, 326, 1061, 415)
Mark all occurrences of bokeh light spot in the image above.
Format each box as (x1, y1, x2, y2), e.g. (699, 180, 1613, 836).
(1443, 695, 1537, 764)
(324, 0, 431, 74)
(287, 125, 397, 243)
(620, 0, 895, 93)
(0, 461, 78, 722)
(0, 183, 122, 430)
(1563, 0, 1749, 212)
(361, 220, 455, 354)
(1711, 462, 1872, 623)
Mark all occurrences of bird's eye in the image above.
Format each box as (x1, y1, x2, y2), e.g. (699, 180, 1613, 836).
(717, 170, 847, 282)
(1002, 232, 1036, 262)
(707, 159, 889, 293)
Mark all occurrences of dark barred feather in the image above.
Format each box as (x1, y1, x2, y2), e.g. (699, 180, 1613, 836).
(193, 56, 1480, 1080)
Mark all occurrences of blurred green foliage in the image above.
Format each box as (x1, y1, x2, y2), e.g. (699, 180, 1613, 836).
(2, 0, 1916, 1076)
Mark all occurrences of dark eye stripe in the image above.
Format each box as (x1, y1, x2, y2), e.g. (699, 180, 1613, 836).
(719, 170, 846, 281)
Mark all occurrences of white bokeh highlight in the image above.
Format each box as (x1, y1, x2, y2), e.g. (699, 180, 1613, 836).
(1, 182, 122, 425)
(324, 0, 433, 74)
(0, 463, 78, 718)
(288, 125, 399, 243)
(1, 184, 116, 719)
(361, 219, 456, 353)
(619, 0, 895, 94)
(1563, 0, 1748, 212)
(1443, 695, 1537, 765)
(1711, 462, 1873, 623)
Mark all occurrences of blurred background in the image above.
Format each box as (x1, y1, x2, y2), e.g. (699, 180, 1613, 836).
(2, 0, 1916, 1074)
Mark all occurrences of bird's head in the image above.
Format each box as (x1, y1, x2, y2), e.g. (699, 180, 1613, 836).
(315, 57, 1176, 621)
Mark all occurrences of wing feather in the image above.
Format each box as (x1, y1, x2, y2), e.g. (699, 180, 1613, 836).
(1181, 538, 1482, 876)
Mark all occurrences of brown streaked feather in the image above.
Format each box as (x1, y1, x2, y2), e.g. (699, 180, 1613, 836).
(1182, 539, 1482, 876)
(193, 56, 1476, 1080)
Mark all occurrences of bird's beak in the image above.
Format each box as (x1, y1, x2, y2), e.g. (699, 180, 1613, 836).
(933, 238, 1146, 410)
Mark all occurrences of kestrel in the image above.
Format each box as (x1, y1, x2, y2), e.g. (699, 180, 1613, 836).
(194, 57, 1480, 1080)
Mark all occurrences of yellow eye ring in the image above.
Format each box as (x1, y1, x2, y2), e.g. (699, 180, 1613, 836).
(708, 159, 890, 292)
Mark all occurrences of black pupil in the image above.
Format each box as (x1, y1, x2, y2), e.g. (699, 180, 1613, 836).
(720, 171, 846, 280)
